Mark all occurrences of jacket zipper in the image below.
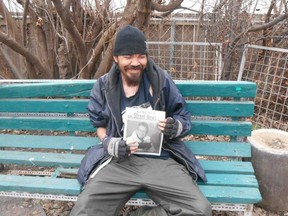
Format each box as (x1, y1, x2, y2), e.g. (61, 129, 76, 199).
(104, 91, 122, 137)
(153, 97, 160, 110)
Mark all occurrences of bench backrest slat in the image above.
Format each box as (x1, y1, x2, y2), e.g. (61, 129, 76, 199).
(0, 81, 256, 98)
(0, 81, 256, 137)
(0, 117, 252, 136)
(0, 81, 94, 98)
(0, 99, 89, 113)
(0, 100, 254, 118)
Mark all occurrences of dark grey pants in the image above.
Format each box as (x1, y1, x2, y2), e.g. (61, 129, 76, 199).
(70, 156, 212, 216)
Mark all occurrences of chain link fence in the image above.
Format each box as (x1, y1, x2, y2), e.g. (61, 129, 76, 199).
(146, 16, 224, 80)
(238, 44, 288, 131)
(147, 42, 222, 80)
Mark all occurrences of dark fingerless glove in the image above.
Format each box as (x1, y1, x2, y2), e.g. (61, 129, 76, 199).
(163, 117, 183, 139)
(102, 137, 130, 158)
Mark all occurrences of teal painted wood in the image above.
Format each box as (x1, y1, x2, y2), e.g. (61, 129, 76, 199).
(0, 81, 256, 98)
(0, 99, 254, 118)
(186, 141, 252, 157)
(51, 163, 254, 177)
(0, 81, 94, 98)
(0, 174, 81, 195)
(175, 81, 256, 98)
(0, 117, 251, 136)
(0, 173, 258, 195)
(0, 150, 83, 167)
(0, 116, 95, 132)
(190, 120, 252, 136)
(0, 148, 254, 174)
(203, 173, 258, 187)
(0, 134, 250, 157)
(186, 101, 255, 117)
(131, 186, 262, 204)
(200, 185, 262, 204)
(0, 80, 261, 206)
(0, 174, 261, 203)
(0, 150, 254, 176)
(0, 134, 98, 150)
(199, 160, 254, 174)
(0, 99, 88, 113)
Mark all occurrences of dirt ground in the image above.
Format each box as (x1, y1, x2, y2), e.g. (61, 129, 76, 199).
(0, 197, 287, 216)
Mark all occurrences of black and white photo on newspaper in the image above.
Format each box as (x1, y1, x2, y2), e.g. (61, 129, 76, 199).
(123, 107, 165, 156)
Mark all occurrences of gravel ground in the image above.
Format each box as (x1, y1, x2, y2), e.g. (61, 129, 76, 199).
(0, 197, 287, 216)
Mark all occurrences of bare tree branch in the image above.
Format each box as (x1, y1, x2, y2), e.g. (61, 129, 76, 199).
(94, 0, 138, 78)
(225, 12, 288, 67)
(87, 23, 116, 76)
(134, 0, 152, 29)
(0, 1, 22, 42)
(0, 31, 51, 78)
(151, 0, 183, 12)
(22, 0, 29, 47)
(51, 0, 89, 78)
(213, 0, 228, 13)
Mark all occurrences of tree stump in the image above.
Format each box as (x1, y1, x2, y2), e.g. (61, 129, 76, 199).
(248, 129, 288, 212)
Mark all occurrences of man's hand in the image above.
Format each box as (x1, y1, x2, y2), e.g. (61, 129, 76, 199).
(158, 117, 182, 139)
(126, 137, 139, 154)
(102, 137, 135, 158)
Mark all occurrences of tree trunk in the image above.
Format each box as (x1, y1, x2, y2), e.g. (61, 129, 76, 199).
(222, 0, 243, 80)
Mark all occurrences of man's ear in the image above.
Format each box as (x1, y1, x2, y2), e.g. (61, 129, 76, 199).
(113, 56, 118, 63)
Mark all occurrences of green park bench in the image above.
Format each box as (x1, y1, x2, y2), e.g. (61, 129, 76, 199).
(0, 80, 262, 215)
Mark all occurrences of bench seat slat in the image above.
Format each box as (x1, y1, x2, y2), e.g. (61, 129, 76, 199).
(0, 150, 255, 175)
(0, 174, 261, 204)
(133, 186, 262, 204)
(0, 150, 83, 167)
(203, 173, 258, 187)
(0, 174, 81, 195)
(186, 141, 251, 157)
(200, 160, 254, 174)
(0, 134, 251, 157)
(0, 117, 252, 136)
(0, 99, 254, 118)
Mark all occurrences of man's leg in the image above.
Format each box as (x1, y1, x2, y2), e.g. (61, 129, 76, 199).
(142, 157, 212, 216)
(70, 158, 143, 216)
(128, 206, 168, 216)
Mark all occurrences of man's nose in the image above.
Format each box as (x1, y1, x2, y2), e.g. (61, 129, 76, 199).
(130, 57, 141, 66)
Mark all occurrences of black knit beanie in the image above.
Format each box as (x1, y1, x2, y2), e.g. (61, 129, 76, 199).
(113, 25, 148, 56)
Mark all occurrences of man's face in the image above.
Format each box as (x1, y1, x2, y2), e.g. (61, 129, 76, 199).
(113, 54, 148, 86)
(136, 125, 148, 139)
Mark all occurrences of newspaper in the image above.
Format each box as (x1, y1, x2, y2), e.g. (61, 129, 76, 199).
(123, 107, 165, 156)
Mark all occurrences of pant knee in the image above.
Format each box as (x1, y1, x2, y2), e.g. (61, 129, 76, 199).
(197, 200, 212, 216)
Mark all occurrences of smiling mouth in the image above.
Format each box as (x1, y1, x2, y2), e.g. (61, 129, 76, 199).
(128, 69, 141, 73)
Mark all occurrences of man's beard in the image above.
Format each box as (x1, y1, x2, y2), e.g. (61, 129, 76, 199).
(122, 65, 144, 86)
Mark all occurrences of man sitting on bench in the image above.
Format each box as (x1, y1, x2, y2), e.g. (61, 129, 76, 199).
(71, 25, 212, 216)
